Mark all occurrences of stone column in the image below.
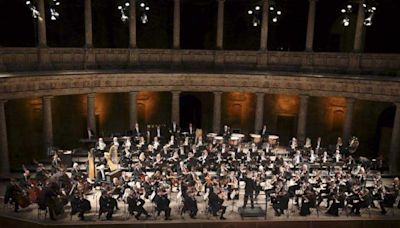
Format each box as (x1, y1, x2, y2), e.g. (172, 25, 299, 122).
(171, 91, 181, 125)
(254, 93, 265, 132)
(389, 102, 400, 174)
(87, 93, 96, 134)
(216, 0, 225, 49)
(129, 91, 138, 129)
(85, 0, 93, 47)
(297, 95, 309, 144)
(0, 100, 9, 175)
(305, 0, 317, 51)
(129, 0, 137, 48)
(42, 96, 53, 150)
(173, 0, 181, 49)
(353, 0, 365, 52)
(213, 92, 222, 133)
(343, 97, 356, 143)
(260, 0, 269, 51)
(37, 0, 47, 47)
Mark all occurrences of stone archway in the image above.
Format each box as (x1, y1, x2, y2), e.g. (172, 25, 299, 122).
(180, 94, 202, 130)
(375, 106, 395, 159)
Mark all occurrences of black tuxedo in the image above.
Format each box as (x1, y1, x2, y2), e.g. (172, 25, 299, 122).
(243, 177, 257, 208)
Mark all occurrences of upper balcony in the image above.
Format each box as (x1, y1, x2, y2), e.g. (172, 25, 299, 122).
(1, 48, 399, 77)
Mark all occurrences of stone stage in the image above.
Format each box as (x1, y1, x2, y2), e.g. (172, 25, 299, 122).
(1, 182, 399, 228)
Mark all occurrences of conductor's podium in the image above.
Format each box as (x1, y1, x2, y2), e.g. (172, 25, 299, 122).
(238, 206, 266, 219)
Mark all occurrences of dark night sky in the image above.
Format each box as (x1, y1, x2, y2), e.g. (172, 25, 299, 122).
(0, 0, 399, 52)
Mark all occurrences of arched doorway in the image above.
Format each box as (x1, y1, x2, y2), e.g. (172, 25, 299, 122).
(180, 95, 202, 130)
(374, 106, 395, 159)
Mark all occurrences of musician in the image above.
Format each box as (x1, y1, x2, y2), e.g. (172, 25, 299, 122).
(153, 188, 172, 220)
(70, 193, 91, 220)
(169, 121, 180, 138)
(326, 191, 346, 216)
(316, 137, 322, 150)
(4, 178, 23, 212)
(299, 187, 316, 216)
(242, 171, 257, 208)
(208, 188, 227, 220)
(51, 153, 61, 173)
(271, 182, 289, 216)
(71, 163, 84, 181)
(349, 188, 372, 216)
(36, 163, 49, 184)
(221, 125, 230, 140)
(95, 138, 107, 157)
(38, 181, 60, 220)
(334, 149, 342, 163)
(181, 190, 198, 218)
(379, 177, 399, 215)
(304, 137, 312, 150)
(98, 190, 115, 220)
(128, 122, 141, 138)
(127, 189, 150, 220)
(290, 137, 298, 151)
(260, 124, 269, 140)
(87, 127, 95, 139)
(293, 150, 303, 166)
(187, 123, 195, 138)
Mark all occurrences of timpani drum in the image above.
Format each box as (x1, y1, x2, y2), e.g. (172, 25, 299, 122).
(268, 135, 279, 146)
(215, 136, 224, 144)
(229, 136, 239, 146)
(250, 134, 262, 144)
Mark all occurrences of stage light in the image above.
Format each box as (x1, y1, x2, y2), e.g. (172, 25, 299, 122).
(145, 6, 150, 11)
(269, 6, 274, 11)
(347, 4, 352, 9)
(125, 2, 130, 7)
(140, 2, 145, 7)
(248, 10, 253, 15)
(277, 10, 281, 15)
(341, 9, 346, 13)
(272, 17, 278, 23)
(255, 6, 260, 11)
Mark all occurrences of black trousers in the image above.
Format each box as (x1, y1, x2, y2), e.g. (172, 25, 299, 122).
(157, 207, 171, 218)
(243, 194, 254, 208)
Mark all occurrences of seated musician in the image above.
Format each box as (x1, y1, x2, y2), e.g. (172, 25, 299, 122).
(349, 189, 372, 216)
(127, 189, 150, 220)
(153, 187, 172, 220)
(169, 121, 180, 138)
(379, 177, 399, 215)
(71, 163, 84, 181)
(299, 187, 317, 216)
(70, 192, 91, 220)
(95, 138, 107, 157)
(98, 190, 118, 220)
(38, 181, 60, 220)
(208, 187, 227, 220)
(260, 124, 269, 141)
(181, 188, 198, 218)
(4, 178, 23, 212)
(326, 191, 346, 216)
(293, 150, 303, 166)
(271, 182, 289, 216)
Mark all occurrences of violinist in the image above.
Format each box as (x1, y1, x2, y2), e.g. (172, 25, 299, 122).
(70, 192, 91, 220)
(349, 188, 372, 216)
(271, 182, 289, 216)
(379, 177, 399, 215)
(127, 189, 150, 220)
(4, 178, 23, 212)
(208, 187, 227, 220)
(71, 163, 84, 181)
(98, 190, 116, 220)
(181, 188, 198, 218)
(299, 186, 316, 216)
(153, 187, 172, 220)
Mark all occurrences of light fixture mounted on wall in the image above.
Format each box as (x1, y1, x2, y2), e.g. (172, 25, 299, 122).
(340, 0, 377, 27)
(25, 0, 61, 21)
(117, 1, 150, 24)
(247, 0, 282, 27)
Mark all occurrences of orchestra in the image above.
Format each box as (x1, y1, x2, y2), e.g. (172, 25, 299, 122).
(2, 122, 399, 222)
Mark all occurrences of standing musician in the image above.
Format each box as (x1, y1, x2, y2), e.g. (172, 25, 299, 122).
(127, 189, 150, 220)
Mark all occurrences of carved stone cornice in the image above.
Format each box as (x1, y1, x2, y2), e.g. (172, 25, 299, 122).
(0, 72, 399, 103)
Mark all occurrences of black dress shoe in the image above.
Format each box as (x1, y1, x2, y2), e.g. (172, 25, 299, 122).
(220, 216, 226, 220)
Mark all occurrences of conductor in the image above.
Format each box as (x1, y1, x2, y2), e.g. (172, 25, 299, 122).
(243, 171, 257, 208)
